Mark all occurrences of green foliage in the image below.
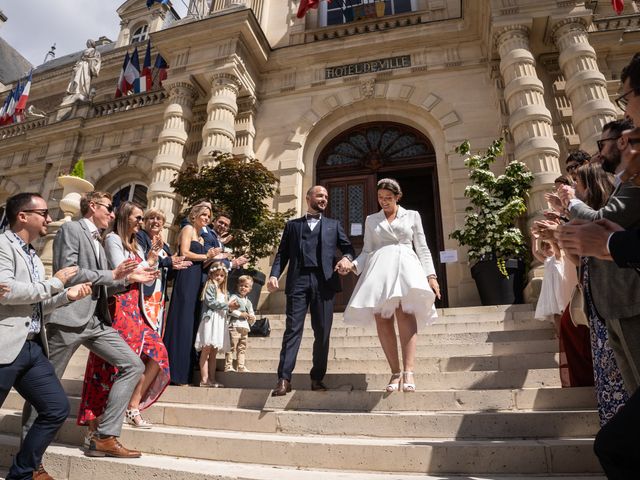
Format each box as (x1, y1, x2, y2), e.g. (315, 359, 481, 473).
(69, 159, 85, 179)
(449, 139, 533, 271)
(170, 151, 295, 269)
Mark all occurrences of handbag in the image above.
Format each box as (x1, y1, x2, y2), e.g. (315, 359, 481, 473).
(569, 283, 588, 328)
(249, 316, 271, 337)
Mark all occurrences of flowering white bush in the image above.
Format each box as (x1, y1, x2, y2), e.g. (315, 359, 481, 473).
(450, 139, 533, 273)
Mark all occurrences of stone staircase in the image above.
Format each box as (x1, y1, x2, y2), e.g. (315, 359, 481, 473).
(0, 304, 606, 479)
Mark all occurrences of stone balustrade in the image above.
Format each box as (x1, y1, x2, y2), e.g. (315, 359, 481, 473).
(0, 118, 47, 140)
(90, 90, 167, 118)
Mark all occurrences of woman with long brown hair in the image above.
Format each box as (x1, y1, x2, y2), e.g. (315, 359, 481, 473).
(77, 201, 169, 437)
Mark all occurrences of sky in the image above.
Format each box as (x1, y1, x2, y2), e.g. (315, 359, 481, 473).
(1, 1, 188, 67)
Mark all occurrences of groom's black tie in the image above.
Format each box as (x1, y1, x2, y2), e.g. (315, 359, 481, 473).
(306, 213, 321, 220)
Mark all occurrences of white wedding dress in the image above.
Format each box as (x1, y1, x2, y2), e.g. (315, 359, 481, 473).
(344, 206, 438, 327)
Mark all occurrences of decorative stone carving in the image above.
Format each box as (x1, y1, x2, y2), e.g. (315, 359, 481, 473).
(360, 78, 376, 98)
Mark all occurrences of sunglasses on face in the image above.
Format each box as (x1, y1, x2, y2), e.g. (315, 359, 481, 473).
(134, 216, 143, 222)
(95, 202, 114, 213)
(22, 209, 49, 218)
(616, 89, 636, 111)
(596, 137, 621, 152)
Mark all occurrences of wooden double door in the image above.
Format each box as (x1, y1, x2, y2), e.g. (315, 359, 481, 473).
(317, 122, 447, 310)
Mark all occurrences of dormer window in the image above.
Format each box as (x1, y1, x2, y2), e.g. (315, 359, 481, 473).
(131, 24, 149, 44)
(323, 0, 414, 26)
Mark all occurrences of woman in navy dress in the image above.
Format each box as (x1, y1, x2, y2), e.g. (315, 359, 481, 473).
(164, 204, 221, 385)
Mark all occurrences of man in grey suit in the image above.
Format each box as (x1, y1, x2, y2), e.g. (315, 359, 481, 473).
(559, 129, 640, 393)
(0, 192, 92, 480)
(24, 191, 154, 458)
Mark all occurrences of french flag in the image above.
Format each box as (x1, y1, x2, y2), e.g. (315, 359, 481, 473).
(125, 47, 141, 94)
(138, 40, 153, 93)
(0, 88, 13, 125)
(115, 51, 131, 98)
(152, 53, 168, 88)
(14, 70, 32, 122)
(612, 0, 624, 15)
(1, 81, 21, 126)
(147, 0, 170, 7)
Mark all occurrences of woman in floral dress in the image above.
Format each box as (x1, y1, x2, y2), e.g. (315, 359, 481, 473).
(77, 201, 170, 434)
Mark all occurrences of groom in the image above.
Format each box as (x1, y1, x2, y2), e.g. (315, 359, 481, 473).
(267, 185, 355, 396)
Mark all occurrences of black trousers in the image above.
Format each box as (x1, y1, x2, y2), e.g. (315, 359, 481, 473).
(0, 339, 69, 480)
(594, 386, 640, 478)
(277, 268, 334, 382)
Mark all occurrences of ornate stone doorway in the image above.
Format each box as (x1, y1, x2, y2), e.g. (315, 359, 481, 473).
(317, 121, 447, 310)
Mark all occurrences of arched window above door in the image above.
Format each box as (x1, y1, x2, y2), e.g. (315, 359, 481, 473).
(319, 123, 435, 171)
(112, 182, 148, 209)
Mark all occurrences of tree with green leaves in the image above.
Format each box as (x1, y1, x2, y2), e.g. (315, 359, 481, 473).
(449, 139, 533, 276)
(170, 151, 294, 269)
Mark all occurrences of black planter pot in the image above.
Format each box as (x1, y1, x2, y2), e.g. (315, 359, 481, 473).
(470, 258, 524, 306)
(228, 268, 266, 308)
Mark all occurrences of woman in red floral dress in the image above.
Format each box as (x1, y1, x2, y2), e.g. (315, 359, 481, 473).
(77, 201, 169, 435)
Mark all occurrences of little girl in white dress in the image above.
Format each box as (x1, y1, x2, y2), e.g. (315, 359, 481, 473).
(195, 262, 237, 387)
(533, 235, 577, 328)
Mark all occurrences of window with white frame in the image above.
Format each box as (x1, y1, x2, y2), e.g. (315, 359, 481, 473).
(131, 24, 149, 44)
(112, 183, 148, 210)
(323, 0, 414, 26)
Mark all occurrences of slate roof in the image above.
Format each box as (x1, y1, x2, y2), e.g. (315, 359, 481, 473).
(0, 36, 33, 85)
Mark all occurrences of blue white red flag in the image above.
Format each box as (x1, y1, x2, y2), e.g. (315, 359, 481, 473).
(14, 70, 32, 122)
(147, 0, 170, 8)
(115, 51, 131, 97)
(139, 40, 153, 93)
(152, 53, 169, 88)
(1, 81, 21, 126)
(0, 88, 13, 125)
(125, 47, 141, 93)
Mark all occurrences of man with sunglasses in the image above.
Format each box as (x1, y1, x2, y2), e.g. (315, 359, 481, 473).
(564, 150, 590, 182)
(23, 191, 156, 459)
(0, 193, 93, 480)
(595, 119, 634, 177)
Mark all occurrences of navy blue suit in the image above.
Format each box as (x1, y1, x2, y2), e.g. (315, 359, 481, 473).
(270, 215, 354, 382)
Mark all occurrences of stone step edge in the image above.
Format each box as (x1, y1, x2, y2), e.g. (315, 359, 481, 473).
(0, 435, 604, 480)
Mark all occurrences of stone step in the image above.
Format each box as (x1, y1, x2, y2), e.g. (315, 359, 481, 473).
(0, 422, 603, 474)
(4, 385, 597, 414)
(0, 402, 600, 439)
(212, 369, 562, 390)
(0, 416, 603, 475)
(0, 436, 605, 480)
(262, 317, 547, 334)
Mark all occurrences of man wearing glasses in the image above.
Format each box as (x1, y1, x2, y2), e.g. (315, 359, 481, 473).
(210, 212, 249, 270)
(595, 119, 634, 177)
(0, 193, 92, 480)
(23, 191, 155, 459)
(564, 150, 590, 182)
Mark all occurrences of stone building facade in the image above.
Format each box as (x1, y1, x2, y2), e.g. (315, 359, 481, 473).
(0, 0, 637, 308)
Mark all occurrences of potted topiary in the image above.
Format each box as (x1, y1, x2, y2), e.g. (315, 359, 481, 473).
(449, 139, 533, 305)
(58, 159, 94, 220)
(170, 151, 295, 306)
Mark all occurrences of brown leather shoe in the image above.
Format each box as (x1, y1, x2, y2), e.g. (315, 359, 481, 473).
(271, 378, 291, 396)
(85, 435, 142, 458)
(311, 379, 328, 391)
(33, 464, 54, 480)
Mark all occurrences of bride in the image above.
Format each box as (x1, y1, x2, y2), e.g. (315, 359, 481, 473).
(344, 178, 440, 392)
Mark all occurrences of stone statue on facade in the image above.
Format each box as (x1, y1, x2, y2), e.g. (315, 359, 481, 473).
(61, 40, 102, 105)
(57, 40, 102, 120)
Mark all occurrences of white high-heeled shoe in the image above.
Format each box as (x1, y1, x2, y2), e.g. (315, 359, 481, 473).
(402, 371, 416, 392)
(385, 372, 402, 392)
(125, 408, 152, 428)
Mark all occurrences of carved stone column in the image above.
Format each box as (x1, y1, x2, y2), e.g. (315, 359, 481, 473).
(148, 82, 197, 229)
(234, 96, 257, 159)
(197, 73, 241, 167)
(552, 18, 617, 152)
(495, 25, 561, 217)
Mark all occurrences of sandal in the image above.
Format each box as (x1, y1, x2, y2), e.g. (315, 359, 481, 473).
(402, 371, 416, 392)
(385, 372, 402, 392)
(125, 408, 153, 428)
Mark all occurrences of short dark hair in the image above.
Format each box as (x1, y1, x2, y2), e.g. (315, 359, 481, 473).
(565, 150, 591, 165)
(6, 193, 43, 227)
(215, 212, 231, 222)
(554, 175, 572, 186)
(621, 53, 640, 92)
(602, 118, 634, 137)
(80, 191, 112, 216)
